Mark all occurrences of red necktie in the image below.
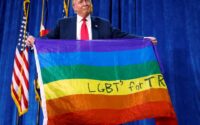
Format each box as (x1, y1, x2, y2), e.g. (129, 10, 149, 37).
(81, 18, 89, 40)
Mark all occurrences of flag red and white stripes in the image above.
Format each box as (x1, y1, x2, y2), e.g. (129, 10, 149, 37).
(11, 47, 29, 115)
(11, 0, 30, 116)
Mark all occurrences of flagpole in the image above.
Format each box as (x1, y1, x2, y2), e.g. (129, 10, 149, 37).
(16, 113, 19, 125)
(35, 77, 41, 125)
(35, 1, 45, 124)
(63, 0, 70, 17)
(40, 0, 45, 27)
(36, 101, 40, 125)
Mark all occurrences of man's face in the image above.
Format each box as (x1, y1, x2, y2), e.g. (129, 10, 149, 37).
(73, 0, 92, 18)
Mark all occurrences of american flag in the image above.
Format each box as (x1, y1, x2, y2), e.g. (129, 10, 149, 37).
(11, 0, 30, 116)
(40, 0, 49, 37)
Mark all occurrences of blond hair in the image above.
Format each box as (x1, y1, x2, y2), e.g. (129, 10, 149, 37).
(72, 0, 93, 13)
(72, 0, 92, 6)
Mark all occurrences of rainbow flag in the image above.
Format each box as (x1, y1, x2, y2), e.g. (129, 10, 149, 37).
(34, 39, 177, 125)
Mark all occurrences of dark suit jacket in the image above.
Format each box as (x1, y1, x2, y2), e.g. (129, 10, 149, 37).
(46, 16, 141, 39)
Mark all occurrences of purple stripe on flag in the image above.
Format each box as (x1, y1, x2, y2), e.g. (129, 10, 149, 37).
(35, 38, 152, 53)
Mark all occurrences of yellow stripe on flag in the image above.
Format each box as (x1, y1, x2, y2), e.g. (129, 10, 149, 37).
(44, 74, 167, 100)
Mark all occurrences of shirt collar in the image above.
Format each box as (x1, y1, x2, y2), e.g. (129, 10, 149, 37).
(77, 14, 91, 23)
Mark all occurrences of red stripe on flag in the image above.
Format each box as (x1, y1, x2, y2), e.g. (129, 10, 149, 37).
(21, 86, 28, 108)
(13, 70, 20, 86)
(48, 102, 176, 125)
(21, 66, 29, 88)
(11, 85, 20, 104)
(20, 48, 29, 69)
(155, 117, 178, 125)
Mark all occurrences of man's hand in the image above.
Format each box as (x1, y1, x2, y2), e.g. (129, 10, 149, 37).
(144, 36, 157, 45)
(26, 35, 35, 47)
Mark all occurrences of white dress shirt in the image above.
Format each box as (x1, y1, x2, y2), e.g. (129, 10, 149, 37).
(76, 15, 92, 40)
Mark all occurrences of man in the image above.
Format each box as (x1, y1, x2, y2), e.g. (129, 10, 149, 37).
(26, 0, 157, 45)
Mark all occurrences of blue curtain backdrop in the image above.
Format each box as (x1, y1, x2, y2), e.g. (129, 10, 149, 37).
(0, 0, 200, 125)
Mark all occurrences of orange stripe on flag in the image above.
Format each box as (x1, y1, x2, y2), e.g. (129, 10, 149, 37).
(46, 89, 172, 118)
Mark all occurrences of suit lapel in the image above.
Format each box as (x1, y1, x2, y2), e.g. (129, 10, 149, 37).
(70, 16, 77, 39)
(91, 17, 99, 39)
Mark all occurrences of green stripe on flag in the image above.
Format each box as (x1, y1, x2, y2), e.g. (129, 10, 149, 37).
(42, 61, 160, 84)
